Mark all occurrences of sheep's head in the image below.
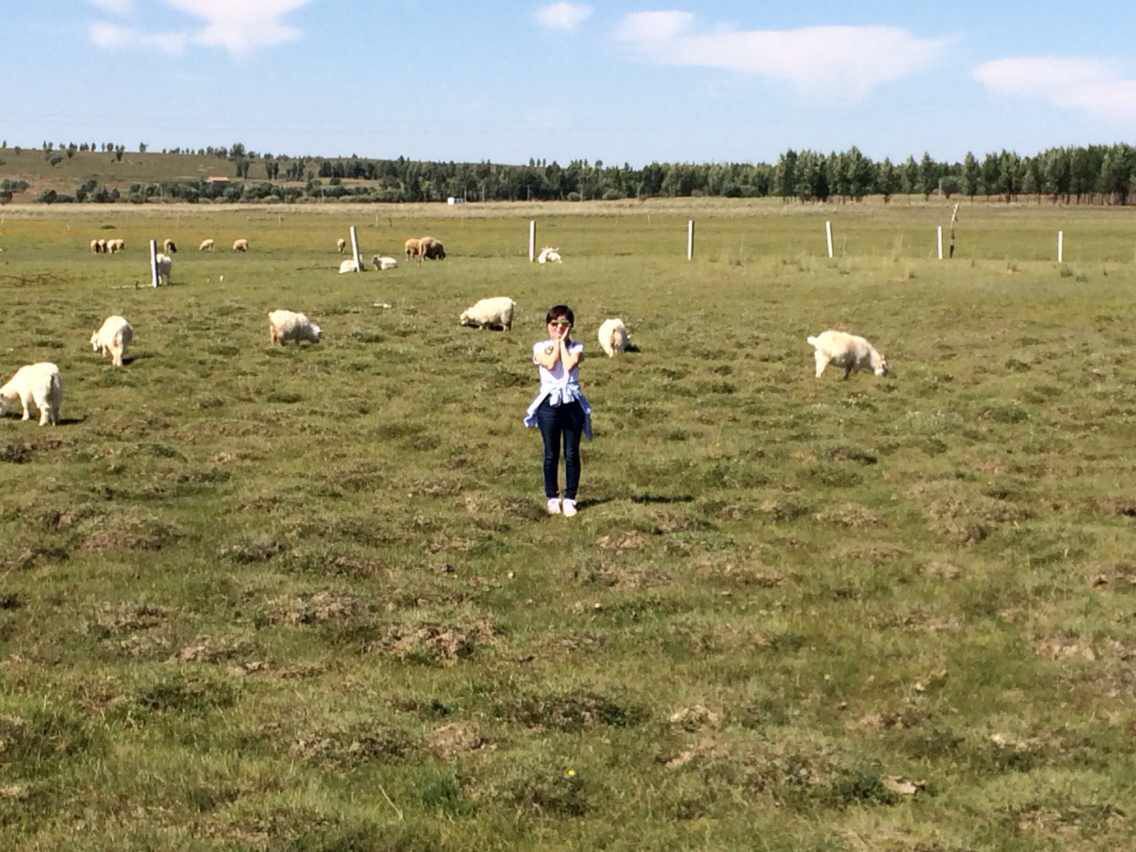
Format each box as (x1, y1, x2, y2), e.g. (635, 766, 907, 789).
(308, 323, 322, 343)
(872, 352, 889, 377)
(90, 332, 100, 351)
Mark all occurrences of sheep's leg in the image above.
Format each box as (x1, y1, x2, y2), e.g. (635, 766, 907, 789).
(112, 347, 123, 367)
(814, 352, 828, 379)
(843, 364, 853, 380)
(19, 392, 31, 421)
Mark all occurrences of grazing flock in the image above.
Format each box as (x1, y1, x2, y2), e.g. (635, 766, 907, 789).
(0, 229, 892, 428)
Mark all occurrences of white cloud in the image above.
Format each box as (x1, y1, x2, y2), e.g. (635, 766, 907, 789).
(88, 0, 310, 56)
(615, 12, 948, 100)
(167, 0, 310, 55)
(88, 0, 134, 14)
(973, 57, 1136, 123)
(89, 21, 188, 55)
(534, 3, 593, 31)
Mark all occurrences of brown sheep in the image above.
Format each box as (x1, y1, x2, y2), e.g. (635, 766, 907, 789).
(337, 238, 347, 254)
(404, 238, 422, 261)
(232, 238, 249, 252)
(421, 238, 446, 260)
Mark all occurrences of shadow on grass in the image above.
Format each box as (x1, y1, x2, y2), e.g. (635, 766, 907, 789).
(630, 494, 693, 505)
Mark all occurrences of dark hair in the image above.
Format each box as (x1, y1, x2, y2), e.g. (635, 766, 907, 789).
(545, 304, 574, 325)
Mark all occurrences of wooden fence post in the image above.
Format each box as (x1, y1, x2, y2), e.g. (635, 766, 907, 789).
(529, 220, 536, 262)
(1057, 230, 1064, 263)
(687, 219, 695, 261)
(825, 221, 833, 259)
(937, 225, 943, 260)
(149, 239, 159, 288)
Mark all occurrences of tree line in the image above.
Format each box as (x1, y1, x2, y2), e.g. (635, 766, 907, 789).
(4, 140, 1134, 205)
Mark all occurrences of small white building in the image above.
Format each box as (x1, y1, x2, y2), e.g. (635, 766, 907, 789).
(447, 196, 466, 206)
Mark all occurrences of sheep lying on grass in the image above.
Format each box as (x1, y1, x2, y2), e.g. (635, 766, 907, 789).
(90, 315, 134, 367)
(597, 318, 631, 357)
(460, 297, 515, 331)
(199, 238, 215, 252)
(0, 362, 62, 426)
(269, 310, 321, 346)
(233, 238, 249, 252)
(338, 258, 363, 274)
(806, 330, 889, 379)
(155, 253, 173, 286)
(537, 246, 562, 264)
(371, 255, 399, 271)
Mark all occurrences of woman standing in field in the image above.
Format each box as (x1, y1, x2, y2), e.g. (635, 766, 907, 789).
(524, 304, 592, 517)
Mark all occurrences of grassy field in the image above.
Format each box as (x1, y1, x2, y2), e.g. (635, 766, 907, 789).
(1, 202, 1135, 850)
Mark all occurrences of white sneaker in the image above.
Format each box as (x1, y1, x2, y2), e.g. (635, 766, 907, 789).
(547, 498, 561, 515)
(562, 499, 578, 517)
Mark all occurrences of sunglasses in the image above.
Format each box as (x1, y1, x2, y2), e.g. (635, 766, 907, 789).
(548, 320, 572, 328)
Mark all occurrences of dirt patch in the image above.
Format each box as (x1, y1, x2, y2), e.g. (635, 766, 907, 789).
(669, 704, 724, 732)
(370, 620, 498, 666)
(266, 592, 365, 626)
(78, 513, 182, 553)
(174, 635, 256, 664)
(909, 481, 1034, 545)
(814, 503, 883, 529)
(427, 722, 490, 759)
(289, 723, 416, 767)
(84, 602, 170, 638)
(596, 532, 650, 551)
(496, 689, 645, 732)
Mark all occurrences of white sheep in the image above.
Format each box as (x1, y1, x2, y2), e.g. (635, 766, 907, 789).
(597, 318, 631, 358)
(90, 315, 134, 368)
(337, 238, 347, 254)
(199, 238, 215, 252)
(371, 255, 399, 271)
(155, 252, 173, 286)
(232, 238, 249, 252)
(537, 246, 562, 264)
(268, 310, 322, 346)
(338, 258, 363, 274)
(0, 362, 62, 426)
(107, 238, 124, 253)
(806, 330, 889, 379)
(90, 239, 102, 254)
(459, 297, 515, 331)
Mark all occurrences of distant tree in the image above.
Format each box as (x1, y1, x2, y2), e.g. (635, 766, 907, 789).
(229, 142, 246, 159)
(962, 152, 979, 199)
(65, 147, 75, 159)
(919, 152, 939, 199)
(940, 175, 961, 199)
(877, 158, 897, 202)
(902, 156, 920, 196)
(773, 149, 798, 201)
(980, 153, 1000, 200)
(139, 142, 147, 153)
(114, 145, 125, 162)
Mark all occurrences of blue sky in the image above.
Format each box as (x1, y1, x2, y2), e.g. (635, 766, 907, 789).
(5, 2, 1135, 166)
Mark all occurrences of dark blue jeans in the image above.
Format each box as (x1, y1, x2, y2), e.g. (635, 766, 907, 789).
(535, 398, 585, 500)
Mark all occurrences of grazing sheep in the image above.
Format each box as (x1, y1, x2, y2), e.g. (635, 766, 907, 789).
(460, 297, 515, 332)
(338, 257, 363, 274)
(199, 238, 215, 252)
(162, 239, 177, 254)
(371, 255, 399, 271)
(90, 239, 102, 254)
(90, 315, 134, 367)
(806, 330, 889, 379)
(232, 238, 249, 252)
(154, 252, 173, 286)
(268, 310, 322, 346)
(337, 238, 347, 254)
(106, 238, 124, 253)
(404, 238, 422, 261)
(419, 236, 446, 260)
(537, 246, 562, 264)
(0, 362, 62, 426)
(597, 318, 630, 358)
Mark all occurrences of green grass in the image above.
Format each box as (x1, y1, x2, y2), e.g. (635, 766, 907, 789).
(1, 203, 1134, 849)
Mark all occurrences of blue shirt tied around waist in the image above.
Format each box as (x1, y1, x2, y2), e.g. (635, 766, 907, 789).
(524, 338, 593, 440)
